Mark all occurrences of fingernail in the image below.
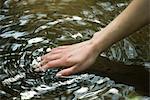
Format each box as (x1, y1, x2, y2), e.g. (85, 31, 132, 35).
(36, 62, 41, 67)
(37, 61, 44, 67)
(56, 73, 62, 77)
(34, 68, 40, 72)
(37, 57, 42, 62)
(32, 65, 38, 69)
(40, 68, 46, 72)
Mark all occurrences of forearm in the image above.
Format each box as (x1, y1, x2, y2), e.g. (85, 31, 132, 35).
(91, 0, 149, 53)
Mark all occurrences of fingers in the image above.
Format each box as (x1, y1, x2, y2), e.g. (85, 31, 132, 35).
(42, 46, 68, 60)
(35, 59, 63, 72)
(56, 65, 78, 77)
(56, 61, 91, 77)
(41, 54, 62, 65)
(43, 59, 64, 69)
(42, 51, 60, 60)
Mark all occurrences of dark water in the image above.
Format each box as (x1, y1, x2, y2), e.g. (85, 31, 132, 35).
(0, 0, 150, 99)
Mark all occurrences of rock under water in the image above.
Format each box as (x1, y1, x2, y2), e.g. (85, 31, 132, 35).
(0, 0, 149, 99)
(0, 47, 147, 100)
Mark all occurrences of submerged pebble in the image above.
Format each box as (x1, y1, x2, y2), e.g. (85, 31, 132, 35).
(20, 91, 37, 100)
(107, 88, 119, 94)
(0, 0, 148, 100)
(72, 16, 82, 21)
(28, 37, 44, 44)
(71, 32, 83, 39)
(46, 48, 52, 52)
(2, 73, 26, 85)
(74, 87, 88, 94)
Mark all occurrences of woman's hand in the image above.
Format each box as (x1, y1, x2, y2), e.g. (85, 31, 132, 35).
(38, 40, 100, 77)
(36, 0, 149, 77)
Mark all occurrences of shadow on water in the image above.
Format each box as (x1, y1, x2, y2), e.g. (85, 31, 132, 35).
(85, 56, 149, 96)
(0, 0, 150, 99)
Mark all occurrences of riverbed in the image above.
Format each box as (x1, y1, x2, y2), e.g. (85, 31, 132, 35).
(0, 0, 149, 99)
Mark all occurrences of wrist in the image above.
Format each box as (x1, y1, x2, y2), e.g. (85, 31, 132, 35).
(88, 34, 104, 54)
(90, 29, 114, 54)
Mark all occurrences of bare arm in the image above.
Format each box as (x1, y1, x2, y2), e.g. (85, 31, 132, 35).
(92, 0, 149, 53)
(39, 0, 149, 76)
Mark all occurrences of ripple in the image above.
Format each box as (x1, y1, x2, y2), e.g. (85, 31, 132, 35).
(0, 0, 149, 99)
(0, 31, 27, 39)
(28, 37, 44, 44)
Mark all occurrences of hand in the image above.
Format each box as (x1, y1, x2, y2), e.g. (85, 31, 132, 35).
(38, 40, 100, 77)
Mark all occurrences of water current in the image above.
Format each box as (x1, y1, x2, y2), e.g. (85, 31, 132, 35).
(0, 0, 150, 100)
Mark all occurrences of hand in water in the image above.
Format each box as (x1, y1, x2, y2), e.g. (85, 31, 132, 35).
(37, 0, 149, 77)
(38, 40, 99, 77)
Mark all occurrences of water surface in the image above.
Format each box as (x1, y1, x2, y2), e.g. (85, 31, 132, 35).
(0, 0, 149, 99)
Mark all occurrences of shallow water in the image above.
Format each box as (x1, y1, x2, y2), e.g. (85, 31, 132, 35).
(0, 0, 150, 99)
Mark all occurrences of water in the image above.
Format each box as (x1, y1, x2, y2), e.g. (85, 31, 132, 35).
(0, 0, 149, 99)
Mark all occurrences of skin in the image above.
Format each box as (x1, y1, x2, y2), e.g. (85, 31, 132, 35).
(37, 0, 149, 77)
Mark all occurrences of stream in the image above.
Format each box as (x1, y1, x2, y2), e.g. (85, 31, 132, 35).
(0, 0, 150, 100)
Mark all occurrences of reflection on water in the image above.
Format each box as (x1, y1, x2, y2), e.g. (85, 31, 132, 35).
(0, 0, 149, 99)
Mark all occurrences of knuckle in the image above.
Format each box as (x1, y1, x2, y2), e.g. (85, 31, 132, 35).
(41, 55, 46, 59)
(46, 62, 51, 66)
(62, 57, 71, 65)
(65, 59, 71, 64)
